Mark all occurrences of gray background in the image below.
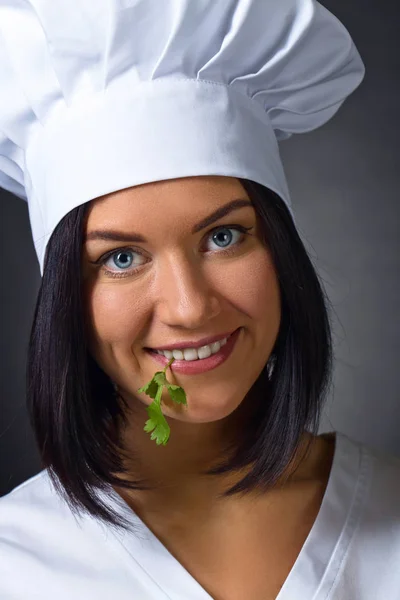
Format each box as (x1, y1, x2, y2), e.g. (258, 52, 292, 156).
(1, 1, 399, 496)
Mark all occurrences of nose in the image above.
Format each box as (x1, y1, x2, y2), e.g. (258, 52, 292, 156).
(155, 253, 221, 330)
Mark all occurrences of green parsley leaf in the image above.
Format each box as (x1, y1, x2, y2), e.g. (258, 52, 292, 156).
(137, 356, 187, 445)
(153, 371, 167, 387)
(144, 401, 171, 446)
(137, 377, 159, 399)
(166, 383, 187, 405)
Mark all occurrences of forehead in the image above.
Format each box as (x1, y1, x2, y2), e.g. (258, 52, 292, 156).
(85, 176, 249, 228)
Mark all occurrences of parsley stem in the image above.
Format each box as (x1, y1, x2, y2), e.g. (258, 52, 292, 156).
(155, 383, 163, 406)
(163, 356, 175, 373)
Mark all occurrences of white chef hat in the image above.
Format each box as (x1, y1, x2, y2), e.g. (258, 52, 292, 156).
(0, 0, 364, 272)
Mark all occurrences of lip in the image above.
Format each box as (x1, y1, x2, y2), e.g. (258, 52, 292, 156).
(146, 330, 236, 352)
(146, 327, 242, 375)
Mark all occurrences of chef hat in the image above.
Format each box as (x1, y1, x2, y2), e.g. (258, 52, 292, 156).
(0, 0, 364, 272)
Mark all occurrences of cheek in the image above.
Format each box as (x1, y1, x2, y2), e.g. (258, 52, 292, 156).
(85, 283, 148, 348)
(213, 247, 280, 323)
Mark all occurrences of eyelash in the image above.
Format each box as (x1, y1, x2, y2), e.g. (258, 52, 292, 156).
(93, 224, 254, 279)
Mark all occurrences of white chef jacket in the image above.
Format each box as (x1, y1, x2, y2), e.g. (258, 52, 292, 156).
(0, 431, 399, 599)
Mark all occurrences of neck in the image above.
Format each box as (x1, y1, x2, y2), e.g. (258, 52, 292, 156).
(110, 392, 324, 518)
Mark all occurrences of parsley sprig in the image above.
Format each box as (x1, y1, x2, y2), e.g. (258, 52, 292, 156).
(137, 357, 187, 445)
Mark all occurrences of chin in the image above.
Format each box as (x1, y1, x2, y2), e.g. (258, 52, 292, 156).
(161, 391, 245, 424)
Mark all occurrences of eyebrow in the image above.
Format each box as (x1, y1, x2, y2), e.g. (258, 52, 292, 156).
(85, 198, 253, 243)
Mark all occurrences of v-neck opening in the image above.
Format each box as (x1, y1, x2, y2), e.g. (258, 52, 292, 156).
(102, 431, 370, 600)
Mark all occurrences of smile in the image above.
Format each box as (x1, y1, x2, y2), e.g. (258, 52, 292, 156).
(154, 334, 230, 361)
(146, 328, 242, 375)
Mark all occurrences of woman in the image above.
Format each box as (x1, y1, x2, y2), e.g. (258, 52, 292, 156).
(0, 1, 399, 599)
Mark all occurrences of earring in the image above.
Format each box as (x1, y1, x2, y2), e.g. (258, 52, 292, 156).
(267, 356, 276, 378)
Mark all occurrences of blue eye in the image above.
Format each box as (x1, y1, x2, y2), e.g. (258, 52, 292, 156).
(212, 229, 233, 247)
(102, 249, 146, 274)
(207, 226, 246, 251)
(111, 250, 134, 269)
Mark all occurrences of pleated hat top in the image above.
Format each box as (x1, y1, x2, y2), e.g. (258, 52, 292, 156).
(0, 0, 364, 271)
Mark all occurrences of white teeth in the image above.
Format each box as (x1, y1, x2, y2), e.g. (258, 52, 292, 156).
(210, 340, 221, 353)
(183, 348, 198, 361)
(155, 335, 230, 361)
(197, 345, 212, 360)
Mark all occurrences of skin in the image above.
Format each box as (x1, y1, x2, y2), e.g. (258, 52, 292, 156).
(82, 175, 335, 597)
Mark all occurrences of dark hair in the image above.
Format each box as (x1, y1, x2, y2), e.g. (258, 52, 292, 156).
(27, 179, 333, 531)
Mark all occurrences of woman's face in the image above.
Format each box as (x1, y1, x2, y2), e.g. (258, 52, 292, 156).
(82, 176, 281, 424)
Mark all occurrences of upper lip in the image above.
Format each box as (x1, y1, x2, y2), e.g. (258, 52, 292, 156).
(147, 329, 238, 351)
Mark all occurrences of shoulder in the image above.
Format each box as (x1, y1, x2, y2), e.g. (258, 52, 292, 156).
(332, 433, 400, 597)
(336, 431, 400, 527)
(0, 470, 81, 554)
(357, 436, 400, 518)
(333, 430, 400, 503)
(0, 470, 122, 598)
(0, 469, 83, 535)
